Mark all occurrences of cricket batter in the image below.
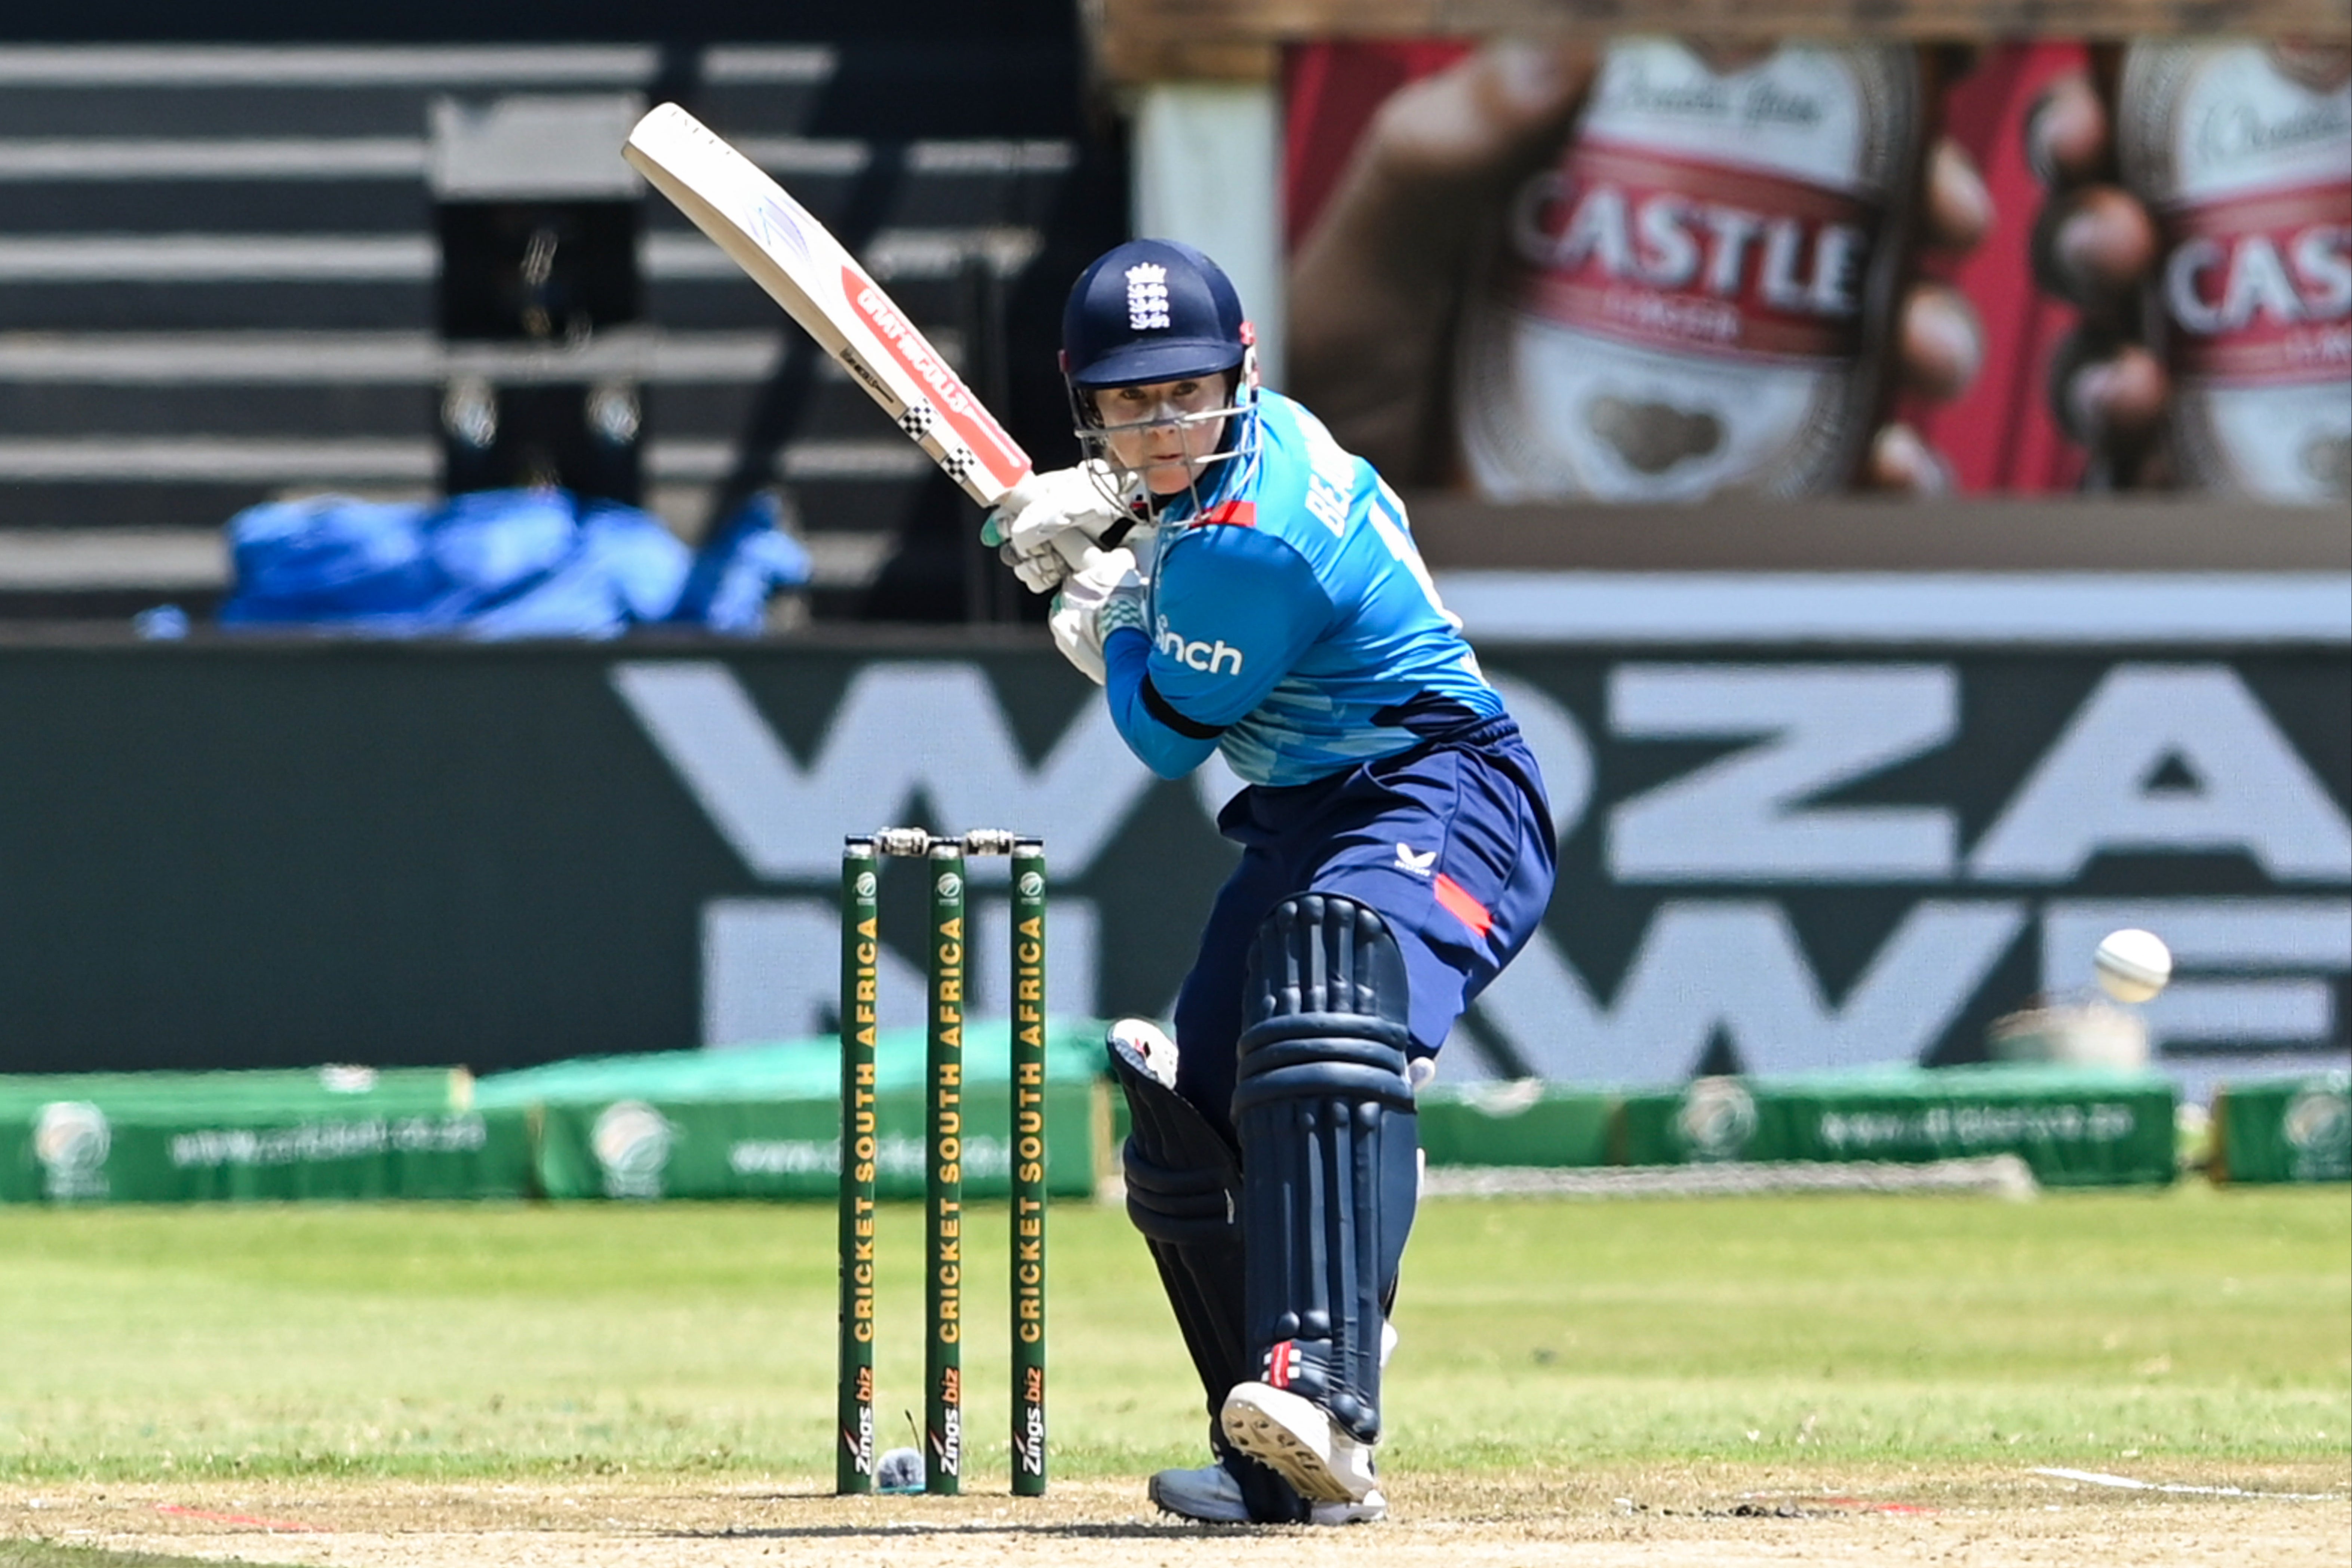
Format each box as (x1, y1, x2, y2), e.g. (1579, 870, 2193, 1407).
(984, 240, 1558, 1524)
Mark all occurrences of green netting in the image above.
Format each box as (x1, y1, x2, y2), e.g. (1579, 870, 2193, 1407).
(2214, 1072, 2352, 1184)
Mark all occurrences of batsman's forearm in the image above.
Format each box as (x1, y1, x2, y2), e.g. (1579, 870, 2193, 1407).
(1103, 629, 1220, 781)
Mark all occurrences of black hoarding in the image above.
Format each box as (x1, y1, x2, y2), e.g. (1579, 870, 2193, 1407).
(1, 625, 2343, 1098)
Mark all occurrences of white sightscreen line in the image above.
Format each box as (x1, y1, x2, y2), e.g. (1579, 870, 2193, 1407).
(907, 140, 1075, 173)
(731, 137, 873, 176)
(1438, 571, 2352, 646)
(425, 94, 646, 202)
(0, 437, 917, 484)
(642, 226, 1043, 282)
(0, 136, 1062, 182)
(0, 528, 225, 589)
(0, 331, 806, 384)
(0, 330, 958, 386)
(0, 437, 436, 481)
(0, 230, 1041, 283)
(700, 46, 838, 84)
(0, 46, 662, 84)
(0, 139, 428, 178)
(722, 138, 1076, 178)
(0, 236, 433, 280)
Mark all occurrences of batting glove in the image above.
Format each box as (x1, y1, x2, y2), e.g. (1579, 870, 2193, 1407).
(1047, 546, 1144, 686)
(983, 461, 1137, 595)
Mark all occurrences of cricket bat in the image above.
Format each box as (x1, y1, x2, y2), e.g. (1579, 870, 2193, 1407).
(622, 101, 1037, 511)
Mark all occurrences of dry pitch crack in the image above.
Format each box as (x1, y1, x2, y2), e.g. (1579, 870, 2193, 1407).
(7, 1465, 2348, 1567)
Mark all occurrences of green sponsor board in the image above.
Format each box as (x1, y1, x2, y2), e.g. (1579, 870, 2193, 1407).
(1617, 1065, 2177, 1188)
(480, 1020, 1106, 1202)
(524, 1081, 1098, 1202)
(1417, 1082, 1617, 1169)
(2214, 1072, 2352, 1184)
(0, 1066, 534, 1203)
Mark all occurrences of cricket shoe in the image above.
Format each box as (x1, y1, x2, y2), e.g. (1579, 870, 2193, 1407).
(1220, 1382, 1382, 1506)
(1147, 1460, 1385, 1525)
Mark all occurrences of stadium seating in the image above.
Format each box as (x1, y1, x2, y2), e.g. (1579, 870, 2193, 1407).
(0, 35, 1117, 622)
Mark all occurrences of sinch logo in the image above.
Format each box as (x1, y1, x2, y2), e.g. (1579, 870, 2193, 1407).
(1155, 616, 1244, 675)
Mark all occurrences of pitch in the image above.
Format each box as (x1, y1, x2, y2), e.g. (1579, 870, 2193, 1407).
(1, 1188, 2344, 1564)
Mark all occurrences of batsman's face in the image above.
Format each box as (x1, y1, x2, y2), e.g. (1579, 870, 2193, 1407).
(1094, 378, 1229, 495)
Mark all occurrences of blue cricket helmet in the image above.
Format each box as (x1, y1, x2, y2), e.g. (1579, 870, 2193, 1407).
(1061, 239, 1251, 390)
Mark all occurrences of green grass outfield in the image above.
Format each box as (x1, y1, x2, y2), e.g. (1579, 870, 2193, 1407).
(0, 1548, 208, 1568)
(0, 1186, 2345, 1488)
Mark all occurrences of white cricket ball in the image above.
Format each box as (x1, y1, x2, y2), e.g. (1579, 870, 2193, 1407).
(2094, 928, 2172, 1004)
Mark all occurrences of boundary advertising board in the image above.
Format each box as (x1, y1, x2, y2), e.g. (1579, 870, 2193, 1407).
(0, 603, 2344, 1096)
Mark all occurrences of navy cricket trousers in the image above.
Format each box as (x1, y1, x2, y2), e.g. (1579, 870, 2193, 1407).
(1169, 714, 1558, 1144)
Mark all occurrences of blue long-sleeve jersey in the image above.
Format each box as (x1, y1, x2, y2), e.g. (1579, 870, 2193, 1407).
(1101, 391, 1502, 786)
